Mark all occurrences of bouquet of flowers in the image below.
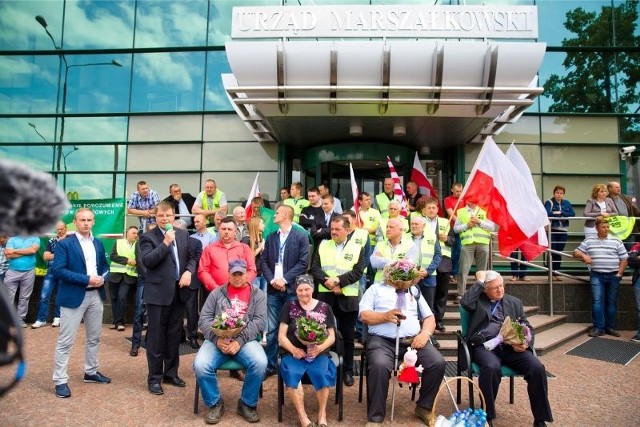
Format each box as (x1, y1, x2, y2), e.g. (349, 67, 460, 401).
(483, 316, 532, 351)
(211, 307, 245, 339)
(295, 311, 329, 362)
(383, 258, 420, 290)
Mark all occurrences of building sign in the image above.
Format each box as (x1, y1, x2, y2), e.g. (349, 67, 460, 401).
(231, 5, 538, 39)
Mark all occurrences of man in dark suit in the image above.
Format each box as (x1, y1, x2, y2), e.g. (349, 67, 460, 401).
(461, 270, 553, 427)
(260, 204, 309, 376)
(163, 183, 196, 229)
(310, 216, 365, 387)
(52, 208, 111, 398)
(139, 200, 198, 395)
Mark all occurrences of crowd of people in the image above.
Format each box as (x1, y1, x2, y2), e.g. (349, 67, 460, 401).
(2, 177, 640, 426)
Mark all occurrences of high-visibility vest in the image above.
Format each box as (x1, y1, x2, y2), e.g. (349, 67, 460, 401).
(408, 227, 438, 276)
(436, 217, 452, 258)
(317, 239, 362, 296)
(607, 215, 636, 240)
(349, 228, 369, 249)
(373, 238, 415, 282)
(375, 193, 393, 218)
(360, 208, 382, 245)
(109, 239, 137, 277)
(199, 190, 225, 224)
(456, 207, 491, 245)
(379, 217, 409, 238)
(284, 198, 310, 223)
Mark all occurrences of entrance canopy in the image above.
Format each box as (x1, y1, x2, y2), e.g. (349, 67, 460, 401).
(222, 39, 546, 149)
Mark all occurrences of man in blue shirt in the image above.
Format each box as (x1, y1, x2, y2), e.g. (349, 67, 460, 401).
(4, 235, 40, 327)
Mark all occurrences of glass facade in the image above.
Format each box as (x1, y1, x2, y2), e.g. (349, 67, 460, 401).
(0, 0, 639, 227)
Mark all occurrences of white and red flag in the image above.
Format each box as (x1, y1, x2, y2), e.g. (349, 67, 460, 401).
(460, 138, 548, 258)
(386, 156, 408, 217)
(244, 172, 260, 218)
(410, 152, 443, 216)
(349, 163, 361, 226)
(505, 143, 549, 260)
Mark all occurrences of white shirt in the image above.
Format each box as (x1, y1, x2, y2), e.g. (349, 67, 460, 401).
(75, 232, 98, 276)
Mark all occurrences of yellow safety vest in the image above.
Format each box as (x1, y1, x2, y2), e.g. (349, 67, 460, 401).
(200, 190, 225, 224)
(407, 228, 438, 275)
(379, 217, 409, 238)
(317, 239, 362, 296)
(457, 207, 491, 245)
(375, 193, 393, 218)
(607, 215, 636, 240)
(360, 208, 382, 245)
(350, 228, 369, 248)
(284, 198, 310, 223)
(373, 238, 415, 282)
(110, 239, 137, 277)
(408, 213, 452, 258)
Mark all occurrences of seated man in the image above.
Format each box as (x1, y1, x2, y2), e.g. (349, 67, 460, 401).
(193, 259, 267, 424)
(460, 270, 553, 427)
(359, 271, 445, 424)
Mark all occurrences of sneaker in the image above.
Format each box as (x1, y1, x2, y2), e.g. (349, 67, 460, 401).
(52, 317, 60, 327)
(588, 328, 604, 337)
(236, 399, 260, 423)
(205, 398, 225, 424)
(109, 324, 117, 330)
(84, 371, 112, 384)
(605, 329, 621, 337)
(414, 405, 432, 425)
(31, 320, 46, 329)
(55, 383, 71, 398)
(631, 335, 640, 343)
(117, 325, 125, 331)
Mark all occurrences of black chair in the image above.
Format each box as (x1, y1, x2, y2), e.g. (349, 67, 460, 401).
(277, 330, 344, 422)
(456, 305, 536, 405)
(193, 358, 263, 414)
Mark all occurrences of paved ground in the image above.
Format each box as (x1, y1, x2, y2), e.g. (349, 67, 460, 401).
(1, 325, 639, 427)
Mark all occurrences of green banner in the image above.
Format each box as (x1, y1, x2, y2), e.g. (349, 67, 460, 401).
(36, 198, 126, 275)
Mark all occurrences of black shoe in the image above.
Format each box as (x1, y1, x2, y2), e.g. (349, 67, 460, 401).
(533, 421, 547, 427)
(163, 376, 186, 387)
(148, 382, 164, 395)
(436, 322, 446, 332)
(236, 399, 260, 423)
(588, 327, 604, 337)
(205, 399, 225, 424)
(605, 329, 621, 337)
(129, 345, 139, 357)
(189, 338, 201, 349)
(344, 372, 354, 387)
(431, 337, 441, 349)
(487, 420, 494, 427)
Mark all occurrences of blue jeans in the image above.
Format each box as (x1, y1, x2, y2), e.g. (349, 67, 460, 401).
(510, 250, 528, 278)
(193, 340, 267, 408)
(634, 277, 640, 337)
(252, 275, 267, 293)
(36, 272, 60, 322)
(131, 278, 145, 347)
(549, 230, 568, 272)
(589, 271, 620, 332)
(266, 291, 297, 372)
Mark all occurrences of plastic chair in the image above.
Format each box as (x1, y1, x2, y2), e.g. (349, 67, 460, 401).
(456, 305, 534, 405)
(193, 358, 263, 414)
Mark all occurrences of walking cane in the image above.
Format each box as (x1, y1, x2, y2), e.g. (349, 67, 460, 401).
(390, 316, 402, 421)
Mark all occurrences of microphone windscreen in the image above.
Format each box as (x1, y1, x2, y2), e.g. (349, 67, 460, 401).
(0, 159, 69, 236)
(164, 223, 173, 231)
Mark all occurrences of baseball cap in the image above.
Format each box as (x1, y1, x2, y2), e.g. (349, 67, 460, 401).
(228, 259, 247, 274)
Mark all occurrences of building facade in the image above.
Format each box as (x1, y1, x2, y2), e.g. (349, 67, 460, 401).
(0, 0, 638, 232)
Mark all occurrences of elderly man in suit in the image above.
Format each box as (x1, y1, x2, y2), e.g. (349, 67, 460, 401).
(260, 204, 309, 377)
(51, 208, 111, 398)
(140, 200, 198, 395)
(461, 270, 553, 427)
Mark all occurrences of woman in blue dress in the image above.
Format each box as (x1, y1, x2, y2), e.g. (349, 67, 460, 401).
(278, 274, 336, 427)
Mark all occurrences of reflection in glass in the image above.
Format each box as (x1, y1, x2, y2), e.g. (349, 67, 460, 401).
(0, 55, 60, 114)
(0, 1, 63, 50)
(63, 173, 125, 200)
(209, 0, 282, 46)
(205, 51, 233, 111)
(61, 117, 128, 143)
(135, 0, 207, 48)
(538, 0, 610, 47)
(61, 1, 134, 49)
(131, 52, 206, 112)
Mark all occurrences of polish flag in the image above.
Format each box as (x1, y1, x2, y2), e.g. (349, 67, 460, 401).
(460, 138, 548, 258)
(244, 173, 260, 218)
(505, 143, 549, 260)
(386, 156, 408, 217)
(349, 163, 361, 226)
(410, 152, 443, 216)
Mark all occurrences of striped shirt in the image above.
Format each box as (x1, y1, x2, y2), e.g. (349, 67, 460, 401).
(576, 235, 627, 273)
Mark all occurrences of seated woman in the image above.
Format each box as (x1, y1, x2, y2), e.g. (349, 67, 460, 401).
(278, 274, 336, 427)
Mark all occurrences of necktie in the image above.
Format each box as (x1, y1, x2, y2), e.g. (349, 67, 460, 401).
(171, 241, 180, 280)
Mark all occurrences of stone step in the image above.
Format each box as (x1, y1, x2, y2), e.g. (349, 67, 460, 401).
(442, 305, 540, 321)
(533, 322, 592, 356)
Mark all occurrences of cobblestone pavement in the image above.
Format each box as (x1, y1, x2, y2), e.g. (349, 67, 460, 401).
(1, 325, 639, 426)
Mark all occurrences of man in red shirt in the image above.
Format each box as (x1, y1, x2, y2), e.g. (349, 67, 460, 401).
(444, 182, 464, 281)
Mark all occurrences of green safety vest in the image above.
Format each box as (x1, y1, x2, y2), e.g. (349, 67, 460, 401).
(109, 239, 137, 277)
(350, 228, 369, 248)
(379, 217, 409, 238)
(607, 215, 636, 240)
(317, 239, 362, 296)
(375, 193, 393, 218)
(200, 190, 225, 224)
(408, 227, 438, 276)
(360, 208, 382, 245)
(373, 238, 415, 282)
(436, 217, 452, 258)
(456, 207, 491, 245)
(283, 198, 310, 223)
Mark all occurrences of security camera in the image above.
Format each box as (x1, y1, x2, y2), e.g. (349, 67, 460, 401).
(620, 146, 636, 155)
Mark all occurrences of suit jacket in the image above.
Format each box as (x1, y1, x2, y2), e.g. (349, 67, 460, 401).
(260, 226, 309, 295)
(52, 234, 109, 308)
(139, 227, 197, 305)
(163, 193, 196, 216)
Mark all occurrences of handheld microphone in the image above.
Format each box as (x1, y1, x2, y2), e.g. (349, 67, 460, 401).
(164, 223, 173, 231)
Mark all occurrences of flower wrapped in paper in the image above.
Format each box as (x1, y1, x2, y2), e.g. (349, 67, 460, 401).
(483, 316, 532, 351)
(211, 307, 245, 339)
(383, 258, 420, 291)
(295, 311, 329, 362)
